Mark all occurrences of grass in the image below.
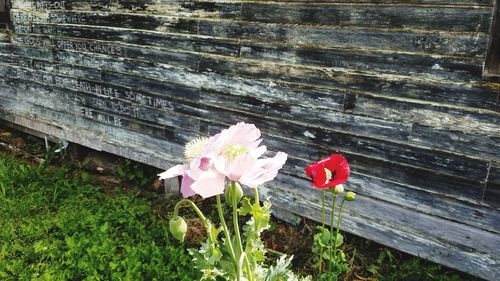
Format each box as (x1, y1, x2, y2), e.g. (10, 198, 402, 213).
(0, 153, 200, 281)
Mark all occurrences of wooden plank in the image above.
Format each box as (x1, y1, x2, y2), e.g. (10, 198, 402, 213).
(198, 20, 488, 57)
(269, 135, 486, 201)
(10, 0, 496, 12)
(268, 0, 495, 4)
(11, 34, 125, 57)
(410, 124, 500, 161)
(199, 88, 412, 142)
(11, 10, 199, 33)
(354, 95, 500, 138)
(55, 45, 199, 71)
(0, 53, 33, 68)
(192, 111, 487, 201)
(341, 72, 500, 111)
(240, 42, 484, 82)
(32, 59, 102, 81)
(0, 32, 9, 43)
(11, 25, 240, 57)
(239, 3, 492, 32)
(4, 61, 410, 144)
(2, 38, 200, 72)
(11, 5, 492, 32)
(199, 56, 500, 111)
(483, 164, 500, 208)
(15, 85, 187, 151)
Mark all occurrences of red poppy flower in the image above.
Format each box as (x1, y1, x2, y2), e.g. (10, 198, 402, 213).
(305, 154, 350, 189)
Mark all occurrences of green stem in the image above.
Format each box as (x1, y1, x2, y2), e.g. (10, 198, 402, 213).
(266, 248, 285, 256)
(319, 189, 326, 275)
(216, 195, 236, 262)
(233, 188, 245, 280)
(239, 253, 254, 281)
(333, 198, 347, 266)
(173, 199, 208, 226)
(329, 192, 338, 272)
(253, 187, 259, 204)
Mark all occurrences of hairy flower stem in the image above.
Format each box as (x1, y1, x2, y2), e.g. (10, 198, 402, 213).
(232, 189, 246, 281)
(332, 198, 347, 268)
(216, 195, 236, 265)
(253, 187, 259, 204)
(173, 199, 208, 226)
(329, 192, 338, 272)
(239, 253, 254, 281)
(319, 189, 326, 275)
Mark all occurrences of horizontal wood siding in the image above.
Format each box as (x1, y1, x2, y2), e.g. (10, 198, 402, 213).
(1, 0, 499, 279)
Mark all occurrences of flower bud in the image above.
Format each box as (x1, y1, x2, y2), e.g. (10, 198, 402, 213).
(225, 181, 243, 207)
(345, 191, 356, 202)
(339, 251, 346, 261)
(333, 184, 344, 194)
(169, 216, 187, 242)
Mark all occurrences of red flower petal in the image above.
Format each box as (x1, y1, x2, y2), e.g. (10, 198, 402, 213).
(305, 154, 350, 189)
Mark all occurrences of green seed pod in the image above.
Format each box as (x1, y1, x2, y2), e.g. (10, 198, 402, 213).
(225, 181, 243, 207)
(339, 251, 346, 261)
(169, 216, 187, 242)
(333, 184, 345, 194)
(345, 191, 356, 202)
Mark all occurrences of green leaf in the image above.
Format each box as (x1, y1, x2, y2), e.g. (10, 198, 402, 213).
(239, 197, 252, 216)
(266, 255, 293, 281)
(333, 233, 343, 247)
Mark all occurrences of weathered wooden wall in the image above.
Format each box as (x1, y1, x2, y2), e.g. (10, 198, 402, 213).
(0, 0, 499, 279)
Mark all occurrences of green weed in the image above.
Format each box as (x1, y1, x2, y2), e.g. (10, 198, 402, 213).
(366, 249, 464, 281)
(0, 153, 199, 281)
(116, 159, 160, 189)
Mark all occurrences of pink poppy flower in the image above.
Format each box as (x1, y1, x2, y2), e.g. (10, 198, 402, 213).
(206, 122, 288, 187)
(159, 122, 287, 198)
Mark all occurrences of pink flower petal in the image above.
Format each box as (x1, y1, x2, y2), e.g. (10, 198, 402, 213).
(239, 152, 287, 187)
(250, 145, 267, 158)
(208, 122, 262, 154)
(225, 153, 258, 181)
(190, 167, 226, 198)
(158, 164, 189, 179)
(180, 175, 196, 198)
